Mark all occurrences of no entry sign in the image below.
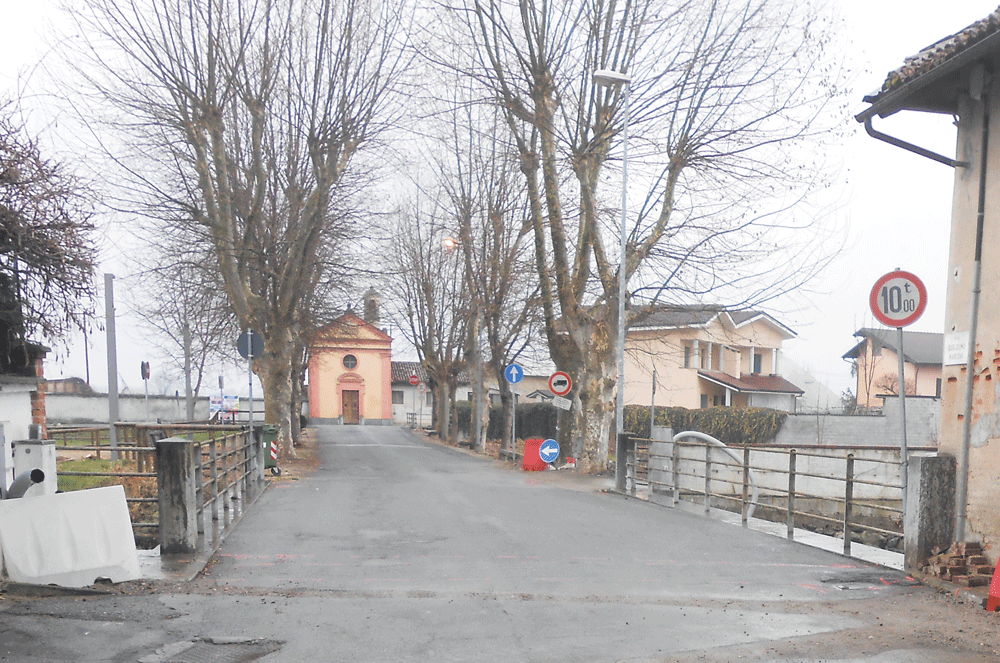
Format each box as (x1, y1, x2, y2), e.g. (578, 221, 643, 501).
(870, 270, 926, 328)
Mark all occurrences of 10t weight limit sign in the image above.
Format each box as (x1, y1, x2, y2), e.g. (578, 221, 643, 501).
(869, 270, 927, 328)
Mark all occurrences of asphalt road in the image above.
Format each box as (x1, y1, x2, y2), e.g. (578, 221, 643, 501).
(2, 425, 999, 662)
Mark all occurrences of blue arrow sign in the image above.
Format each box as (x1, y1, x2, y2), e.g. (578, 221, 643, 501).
(539, 439, 560, 464)
(504, 363, 524, 384)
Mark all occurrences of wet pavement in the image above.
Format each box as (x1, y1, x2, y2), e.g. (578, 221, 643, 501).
(2, 425, 999, 662)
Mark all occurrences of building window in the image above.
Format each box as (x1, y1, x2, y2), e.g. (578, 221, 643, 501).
(467, 392, 473, 402)
(700, 394, 709, 409)
(684, 345, 691, 368)
(343, 354, 358, 369)
(713, 394, 718, 406)
(936, 378, 942, 398)
(392, 390, 404, 405)
(753, 352, 762, 374)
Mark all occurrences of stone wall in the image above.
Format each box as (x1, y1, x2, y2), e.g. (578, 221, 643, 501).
(774, 395, 939, 449)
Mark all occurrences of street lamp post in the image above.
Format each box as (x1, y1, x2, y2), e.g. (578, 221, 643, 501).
(593, 69, 631, 450)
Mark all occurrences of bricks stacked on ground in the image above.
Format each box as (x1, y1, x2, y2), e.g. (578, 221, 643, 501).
(923, 542, 995, 587)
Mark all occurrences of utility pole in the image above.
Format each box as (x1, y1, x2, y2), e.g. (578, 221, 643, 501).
(105, 274, 119, 460)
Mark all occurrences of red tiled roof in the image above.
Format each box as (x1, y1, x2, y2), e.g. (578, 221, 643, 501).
(877, 9, 1000, 96)
(391, 361, 427, 383)
(860, 7, 1000, 119)
(698, 370, 803, 395)
(390, 361, 472, 385)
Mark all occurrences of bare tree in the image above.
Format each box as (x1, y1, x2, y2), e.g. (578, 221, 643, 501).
(0, 103, 96, 367)
(434, 0, 848, 470)
(445, 125, 540, 455)
(386, 203, 470, 442)
(129, 237, 236, 418)
(64, 0, 409, 454)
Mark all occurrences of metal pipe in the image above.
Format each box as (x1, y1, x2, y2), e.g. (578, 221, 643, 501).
(896, 325, 909, 517)
(2, 469, 45, 499)
(787, 449, 797, 540)
(863, 117, 968, 168)
(843, 454, 855, 556)
(673, 430, 760, 518)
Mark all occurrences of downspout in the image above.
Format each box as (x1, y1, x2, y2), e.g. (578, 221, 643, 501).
(863, 116, 970, 168)
(957, 64, 991, 542)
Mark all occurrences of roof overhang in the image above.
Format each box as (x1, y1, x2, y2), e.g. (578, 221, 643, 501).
(857, 30, 1000, 122)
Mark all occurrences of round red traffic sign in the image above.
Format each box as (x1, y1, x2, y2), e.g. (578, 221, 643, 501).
(869, 270, 927, 328)
(548, 371, 572, 397)
(409, 374, 419, 386)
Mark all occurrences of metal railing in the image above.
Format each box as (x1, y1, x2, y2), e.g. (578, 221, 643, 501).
(51, 423, 262, 544)
(624, 434, 923, 556)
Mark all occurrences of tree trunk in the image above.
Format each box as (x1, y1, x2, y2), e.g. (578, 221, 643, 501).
(549, 310, 617, 472)
(261, 329, 296, 459)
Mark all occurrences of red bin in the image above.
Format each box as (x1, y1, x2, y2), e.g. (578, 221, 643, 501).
(522, 438, 548, 471)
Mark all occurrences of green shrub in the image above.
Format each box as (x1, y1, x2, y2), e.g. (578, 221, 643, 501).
(624, 404, 786, 445)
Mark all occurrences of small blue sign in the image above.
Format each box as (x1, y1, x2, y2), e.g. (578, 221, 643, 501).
(539, 439, 560, 464)
(504, 363, 524, 384)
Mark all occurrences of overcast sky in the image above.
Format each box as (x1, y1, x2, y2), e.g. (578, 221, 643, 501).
(0, 1, 995, 399)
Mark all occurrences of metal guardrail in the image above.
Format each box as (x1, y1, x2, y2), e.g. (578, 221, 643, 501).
(51, 423, 258, 543)
(623, 434, 920, 556)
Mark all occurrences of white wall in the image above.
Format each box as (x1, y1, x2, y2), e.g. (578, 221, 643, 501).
(0, 384, 35, 445)
(45, 393, 263, 424)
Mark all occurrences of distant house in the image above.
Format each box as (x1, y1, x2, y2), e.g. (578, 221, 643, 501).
(390, 361, 434, 427)
(842, 328, 943, 409)
(308, 296, 392, 425)
(625, 306, 804, 412)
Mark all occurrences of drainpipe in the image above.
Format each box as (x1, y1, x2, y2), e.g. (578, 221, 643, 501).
(957, 65, 991, 542)
(0, 469, 44, 499)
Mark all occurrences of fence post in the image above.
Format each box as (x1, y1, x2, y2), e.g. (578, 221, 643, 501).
(787, 449, 796, 540)
(672, 440, 680, 507)
(210, 437, 220, 524)
(704, 442, 712, 516)
(155, 437, 198, 554)
(741, 446, 750, 527)
(843, 453, 855, 556)
(616, 433, 632, 493)
(628, 440, 637, 497)
(904, 453, 956, 572)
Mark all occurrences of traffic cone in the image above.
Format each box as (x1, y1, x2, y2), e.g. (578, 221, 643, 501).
(988, 562, 1000, 611)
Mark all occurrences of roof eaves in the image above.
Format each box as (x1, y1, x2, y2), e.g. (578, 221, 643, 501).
(857, 16, 1000, 122)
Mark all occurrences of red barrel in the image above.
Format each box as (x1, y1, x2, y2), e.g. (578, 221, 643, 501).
(522, 438, 548, 471)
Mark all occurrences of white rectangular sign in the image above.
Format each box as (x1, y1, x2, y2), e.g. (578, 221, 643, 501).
(945, 331, 969, 366)
(552, 396, 572, 410)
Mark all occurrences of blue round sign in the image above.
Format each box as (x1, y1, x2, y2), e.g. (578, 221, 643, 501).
(539, 439, 560, 464)
(504, 364, 524, 384)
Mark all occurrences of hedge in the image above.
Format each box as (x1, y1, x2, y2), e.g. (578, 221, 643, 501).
(455, 400, 786, 446)
(456, 401, 559, 440)
(624, 404, 786, 446)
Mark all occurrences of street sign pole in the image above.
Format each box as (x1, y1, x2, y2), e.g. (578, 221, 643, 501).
(505, 364, 524, 463)
(869, 269, 926, 518)
(896, 325, 908, 505)
(248, 335, 254, 437)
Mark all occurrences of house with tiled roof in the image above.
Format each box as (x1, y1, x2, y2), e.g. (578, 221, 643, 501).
(842, 328, 943, 409)
(624, 306, 804, 412)
(856, 7, 1000, 561)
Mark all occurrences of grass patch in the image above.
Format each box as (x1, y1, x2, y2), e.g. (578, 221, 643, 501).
(57, 457, 160, 548)
(57, 458, 122, 492)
